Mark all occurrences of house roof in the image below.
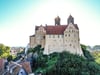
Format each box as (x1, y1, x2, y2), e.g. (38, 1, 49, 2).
(46, 25, 68, 34)
(20, 62, 32, 73)
(30, 35, 35, 37)
(35, 24, 79, 35)
(0, 59, 4, 74)
(5, 61, 32, 75)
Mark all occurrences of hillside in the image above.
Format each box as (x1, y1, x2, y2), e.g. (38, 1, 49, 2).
(27, 45, 100, 75)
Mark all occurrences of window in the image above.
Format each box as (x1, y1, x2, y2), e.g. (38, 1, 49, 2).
(43, 36, 45, 39)
(70, 44, 72, 46)
(65, 34, 67, 37)
(74, 34, 76, 37)
(49, 35, 51, 38)
(62, 35, 63, 38)
(58, 35, 59, 38)
(53, 35, 55, 38)
(73, 45, 75, 48)
(72, 30, 74, 32)
(69, 34, 70, 37)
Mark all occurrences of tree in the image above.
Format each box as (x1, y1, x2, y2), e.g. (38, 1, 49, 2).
(81, 44, 94, 61)
(45, 51, 100, 75)
(0, 44, 10, 58)
(7, 55, 13, 62)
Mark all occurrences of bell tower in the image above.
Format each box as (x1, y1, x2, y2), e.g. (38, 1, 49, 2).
(55, 16, 61, 25)
(67, 15, 74, 25)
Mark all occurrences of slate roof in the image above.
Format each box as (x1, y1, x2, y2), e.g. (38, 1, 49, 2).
(5, 61, 32, 75)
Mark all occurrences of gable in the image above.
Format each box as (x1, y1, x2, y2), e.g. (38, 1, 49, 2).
(35, 24, 78, 35)
(65, 23, 79, 31)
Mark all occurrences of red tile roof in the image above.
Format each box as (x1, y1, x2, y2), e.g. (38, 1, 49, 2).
(5, 61, 32, 75)
(35, 24, 79, 35)
(20, 62, 32, 73)
(46, 25, 68, 34)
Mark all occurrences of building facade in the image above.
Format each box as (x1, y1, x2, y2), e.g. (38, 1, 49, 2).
(29, 15, 83, 55)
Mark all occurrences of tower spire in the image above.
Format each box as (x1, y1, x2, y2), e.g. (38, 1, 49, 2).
(55, 16, 61, 25)
(67, 14, 74, 25)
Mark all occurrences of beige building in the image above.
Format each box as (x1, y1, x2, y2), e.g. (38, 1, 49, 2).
(29, 15, 83, 55)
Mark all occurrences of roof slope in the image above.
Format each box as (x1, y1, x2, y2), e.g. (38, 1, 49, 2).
(35, 24, 79, 35)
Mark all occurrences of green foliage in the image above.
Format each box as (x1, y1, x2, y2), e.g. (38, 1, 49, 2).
(92, 51, 100, 64)
(81, 44, 94, 61)
(44, 52, 100, 75)
(7, 55, 13, 62)
(0, 44, 10, 58)
(30, 45, 100, 75)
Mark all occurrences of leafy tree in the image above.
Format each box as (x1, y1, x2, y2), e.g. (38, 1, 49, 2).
(44, 51, 100, 75)
(81, 44, 94, 61)
(7, 55, 13, 62)
(28, 45, 100, 75)
(0, 44, 10, 58)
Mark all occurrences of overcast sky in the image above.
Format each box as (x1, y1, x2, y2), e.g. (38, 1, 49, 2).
(0, 0, 100, 47)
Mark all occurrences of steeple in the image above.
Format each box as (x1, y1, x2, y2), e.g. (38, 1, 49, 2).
(67, 15, 74, 25)
(55, 16, 61, 25)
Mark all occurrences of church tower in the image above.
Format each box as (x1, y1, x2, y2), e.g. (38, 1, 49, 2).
(55, 16, 61, 25)
(67, 15, 74, 25)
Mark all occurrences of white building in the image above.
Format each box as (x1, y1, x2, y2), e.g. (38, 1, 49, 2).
(29, 15, 83, 55)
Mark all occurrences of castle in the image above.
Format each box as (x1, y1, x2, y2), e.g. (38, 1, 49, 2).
(29, 15, 83, 55)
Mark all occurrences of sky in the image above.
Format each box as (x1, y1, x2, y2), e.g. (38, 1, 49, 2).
(0, 0, 100, 47)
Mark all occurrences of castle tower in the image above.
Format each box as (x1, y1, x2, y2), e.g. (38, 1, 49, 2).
(67, 15, 74, 25)
(55, 16, 61, 25)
